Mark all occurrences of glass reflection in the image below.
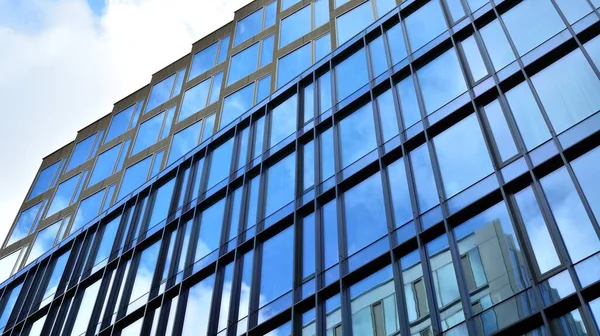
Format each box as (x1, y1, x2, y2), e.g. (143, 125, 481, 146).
(336, 1, 375, 45)
(483, 100, 518, 162)
(270, 94, 298, 147)
(259, 226, 294, 318)
(571, 146, 600, 222)
(181, 275, 215, 335)
(338, 103, 377, 168)
(401, 250, 433, 335)
(551, 309, 589, 336)
(410, 144, 439, 213)
(387, 159, 412, 227)
(505, 82, 551, 150)
(265, 153, 296, 216)
(377, 89, 399, 142)
(479, 19, 516, 71)
(336, 48, 369, 102)
(397, 75, 421, 128)
(405, 0, 447, 52)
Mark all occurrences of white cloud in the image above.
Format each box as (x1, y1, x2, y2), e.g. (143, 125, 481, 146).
(0, 0, 252, 245)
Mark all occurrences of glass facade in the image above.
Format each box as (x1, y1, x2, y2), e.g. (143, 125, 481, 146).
(6, 1, 600, 336)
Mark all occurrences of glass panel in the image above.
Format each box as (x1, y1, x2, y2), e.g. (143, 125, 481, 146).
(46, 174, 81, 217)
(280, 6, 311, 48)
(282, 0, 301, 11)
(0, 283, 22, 332)
(132, 111, 165, 155)
(375, 0, 396, 16)
(344, 173, 388, 255)
(303, 83, 315, 123)
(89, 144, 121, 186)
(217, 263, 234, 332)
(209, 72, 224, 104)
(148, 178, 175, 229)
(387, 23, 407, 65)
(237, 251, 254, 334)
(315, 33, 332, 62)
(277, 43, 312, 88)
(532, 49, 600, 134)
(221, 83, 255, 128)
(336, 48, 369, 102)
(338, 103, 377, 168)
(259, 226, 294, 311)
(434, 114, 493, 197)
(480, 19, 516, 71)
(173, 69, 186, 97)
(265, 2, 277, 28)
(320, 127, 335, 181)
(540, 167, 600, 263)
(401, 251, 432, 335)
(146, 74, 176, 112)
(446, 0, 466, 22)
(234, 9, 263, 46)
(270, 94, 298, 147)
(302, 213, 316, 278)
(105, 105, 134, 143)
(405, 0, 447, 52)
(483, 100, 518, 161)
(387, 159, 412, 227)
(410, 144, 439, 212)
(253, 116, 265, 159)
(66, 134, 96, 172)
(151, 151, 164, 178)
(584, 35, 600, 68)
(189, 43, 218, 80)
(7, 202, 45, 245)
(336, 1, 374, 45)
(179, 78, 211, 122)
(207, 138, 234, 189)
(555, 0, 592, 24)
(26, 221, 60, 265)
(257, 75, 271, 102)
(315, 0, 330, 28)
(181, 275, 215, 335)
(69, 280, 101, 336)
(397, 75, 421, 128)
(590, 297, 600, 331)
(121, 319, 143, 335)
(505, 82, 551, 150)
(319, 71, 333, 113)
(0, 251, 20, 283)
(551, 309, 588, 335)
(218, 36, 230, 64)
(323, 200, 339, 269)
(72, 188, 106, 232)
(369, 36, 388, 78)
(28, 160, 62, 200)
(417, 48, 467, 115)
(127, 241, 160, 313)
(228, 43, 259, 86)
(167, 120, 201, 165)
(117, 156, 152, 199)
(572, 146, 600, 222)
(194, 199, 225, 262)
(501, 0, 565, 56)
(376, 89, 399, 142)
(160, 106, 176, 140)
(202, 114, 216, 143)
(261, 35, 274, 67)
(461, 35, 487, 82)
(467, 0, 487, 11)
(514, 187, 560, 274)
(265, 153, 296, 216)
(28, 315, 47, 336)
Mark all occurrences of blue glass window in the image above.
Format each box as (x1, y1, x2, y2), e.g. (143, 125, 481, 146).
(167, 120, 202, 165)
(369, 36, 388, 78)
(28, 160, 63, 200)
(280, 6, 311, 48)
(260, 35, 274, 67)
(217, 36, 230, 64)
(194, 199, 226, 263)
(387, 23, 408, 64)
(209, 72, 224, 104)
(319, 71, 333, 113)
(132, 111, 166, 155)
(397, 75, 421, 128)
(282, 0, 301, 11)
(181, 275, 215, 335)
(376, 89, 399, 142)
(584, 35, 600, 68)
(315, 33, 331, 61)
(302, 213, 316, 278)
(483, 100, 517, 161)
(46, 173, 84, 218)
(0, 251, 21, 282)
(150, 151, 164, 178)
(405, 0, 447, 52)
(387, 159, 412, 227)
(501, 0, 565, 56)
(118, 156, 152, 199)
(221, 83, 255, 128)
(259, 226, 294, 308)
(202, 113, 216, 143)
(479, 19, 515, 71)
(234, 9, 263, 46)
(434, 114, 493, 197)
(336, 48, 369, 102)
(71, 188, 106, 233)
(344, 173, 388, 255)
(189, 43, 218, 81)
(105, 104, 135, 144)
(265, 153, 296, 216)
(375, 0, 395, 16)
(265, 2, 277, 28)
(256, 75, 271, 102)
(315, 0, 329, 27)
(336, 1, 375, 45)
(206, 138, 234, 189)
(572, 146, 600, 222)
(410, 144, 438, 212)
(147, 178, 175, 229)
(338, 103, 377, 168)
(145, 74, 176, 113)
(228, 43, 259, 86)
(277, 43, 312, 88)
(446, 0, 466, 22)
(321, 127, 335, 181)
(88, 143, 122, 186)
(66, 134, 98, 172)
(7, 202, 45, 245)
(461, 35, 487, 82)
(0, 283, 23, 332)
(69, 281, 101, 336)
(417, 48, 467, 115)
(304, 141, 315, 190)
(270, 94, 298, 147)
(323, 200, 339, 269)
(179, 78, 211, 122)
(505, 82, 551, 150)
(555, 0, 593, 24)
(531, 49, 600, 134)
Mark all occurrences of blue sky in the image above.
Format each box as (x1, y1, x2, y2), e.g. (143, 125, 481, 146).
(87, 0, 106, 15)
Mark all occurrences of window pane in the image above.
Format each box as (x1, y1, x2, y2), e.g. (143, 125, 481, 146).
(277, 43, 312, 88)
(505, 82, 551, 150)
(270, 94, 298, 147)
(302, 213, 316, 278)
(417, 48, 467, 115)
(234, 9, 263, 46)
(350, 266, 397, 336)
(584, 35, 600, 68)
(179, 79, 211, 122)
(344, 173, 388, 255)
(26, 220, 60, 265)
(260, 226, 294, 308)
(479, 19, 515, 71)
(221, 83, 255, 128)
(189, 43, 218, 80)
(29, 160, 62, 200)
(540, 167, 600, 262)
(118, 156, 152, 199)
(315, 33, 331, 61)
(265, 2, 277, 28)
(0, 251, 20, 283)
(282, 0, 301, 11)
(397, 75, 421, 128)
(410, 144, 438, 212)
(0, 283, 22, 332)
(265, 153, 296, 216)
(551, 309, 588, 335)
(228, 43, 259, 86)
(66, 135, 96, 172)
(434, 114, 493, 197)
(446, 0, 466, 22)
(461, 35, 487, 82)
(375, 0, 395, 16)
(401, 251, 431, 333)
(280, 6, 311, 48)
(72, 188, 106, 232)
(387, 159, 412, 227)
(89, 144, 121, 186)
(245, 175, 261, 229)
(160, 106, 176, 140)
(377, 89, 399, 142)
(256, 75, 271, 102)
(260, 35, 274, 67)
(387, 23, 408, 64)
(146, 74, 175, 113)
(369, 36, 388, 78)
(132, 111, 164, 155)
(167, 120, 201, 165)
(207, 138, 234, 189)
(127, 241, 160, 313)
(321, 127, 335, 181)
(194, 199, 225, 262)
(339, 103, 377, 168)
(209, 72, 224, 104)
(514, 187, 560, 274)
(555, 0, 592, 23)
(69, 281, 101, 336)
(405, 0, 447, 52)
(501, 0, 565, 56)
(482, 100, 517, 161)
(532, 49, 600, 134)
(319, 71, 333, 113)
(47, 174, 81, 217)
(253, 116, 265, 159)
(323, 200, 339, 269)
(148, 178, 175, 229)
(336, 1, 374, 45)
(572, 146, 600, 222)
(202, 114, 216, 143)
(237, 251, 254, 333)
(590, 298, 600, 332)
(7, 202, 45, 245)
(467, 0, 488, 11)
(217, 36, 230, 64)
(217, 263, 234, 332)
(181, 275, 215, 335)
(315, 0, 330, 27)
(105, 105, 134, 144)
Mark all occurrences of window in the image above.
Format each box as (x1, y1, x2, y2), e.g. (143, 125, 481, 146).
(282, 0, 301, 11)
(202, 113, 216, 142)
(401, 251, 431, 329)
(117, 156, 152, 199)
(551, 309, 589, 335)
(270, 94, 298, 147)
(0, 250, 22, 282)
(446, 0, 465, 22)
(167, 120, 202, 165)
(315, 33, 331, 61)
(259, 226, 294, 311)
(132, 110, 170, 155)
(179, 78, 211, 122)
(387, 159, 412, 227)
(482, 100, 517, 161)
(321, 127, 335, 181)
(253, 116, 266, 160)
(46, 172, 86, 218)
(234, 9, 264, 46)
(376, 89, 399, 142)
(260, 35, 274, 67)
(302, 213, 316, 278)
(28, 160, 63, 200)
(555, 0, 592, 23)
(277, 43, 312, 88)
(572, 146, 600, 222)
(344, 173, 388, 255)
(531, 49, 600, 134)
(236, 251, 254, 334)
(181, 275, 215, 335)
(336, 1, 375, 45)
(387, 23, 408, 65)
(66, 132, 103, 172)
(323, 200, 339, 270)
(280, 6, 311, 48)
(338, 103, 377, 168)
(396, 75, 421, 128)
(221, 83, 255, 128)
(146, 70, 186, 112)
(584, 35, 600, 67)
(193, 199, 225, 265)
(417, 48, 467, 115)
(505, 82, 551, 150)
(265, 2, 277, 28)
(336, 48, 369, 102)
(68, 280, 101, 336)
(71, 188, 106, 233)
(319, 71, 333, 113)
(479, 19, 515, 71)
(434, 114, 493, 197)
(315, 0, 329, 27)
(189, 43, 218, 81)
(217, 36, 230, 64)
(369, 36, 388, 78)
(7, 201, 46, 245)
(256, 75, 271, 102)
(265, 153, 296, 216)
(501, 0, 565, 56)
(228, 43, 260, 86)
(410, 144, 438, 212)
(89, 141, 129, 187)
(405, 0, 447, 52)
(206, 138, 234, 189)
(125, 242, 161, 313)
(461, 35, 487, 82)
(104, 100, 144, 144)
(216, 262, 234, 333)
(375, 0, 395, 16)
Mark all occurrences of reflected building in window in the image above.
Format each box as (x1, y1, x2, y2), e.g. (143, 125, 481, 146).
(4, 0, 600, 335)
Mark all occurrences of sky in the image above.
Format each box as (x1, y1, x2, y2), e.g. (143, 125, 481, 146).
(0, 0, 252, 244)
